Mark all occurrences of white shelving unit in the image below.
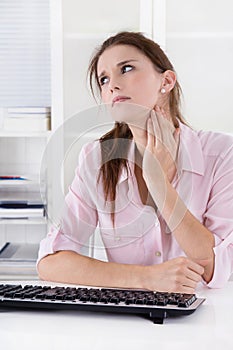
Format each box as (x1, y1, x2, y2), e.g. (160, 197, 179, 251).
(0, 134, 49, 245)
(0, 0, 51, 264)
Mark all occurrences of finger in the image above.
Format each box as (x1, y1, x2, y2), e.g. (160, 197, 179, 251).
(155, 107, 176, 146)
(171, 128, 180, 161)
(188, 260, 205, 276)
(172, 282, 196, 294)
(180, 274, 199, 293)
(154, 105, 168, 120)
(154, 105, 163, 116)
(150, 109, 162, 142)
(185, 267, 203, 283)
(147, 117, 154, 148)
(158, 110, 175, 135)
(154, 106, 165, 144)
(179, 285, 196, 294)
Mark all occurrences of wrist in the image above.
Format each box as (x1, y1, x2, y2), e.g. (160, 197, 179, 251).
(137, 265, 158, 291)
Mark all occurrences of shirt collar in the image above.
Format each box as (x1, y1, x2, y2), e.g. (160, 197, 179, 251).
(178, 122, 204, 176)
(118, 121, 205, 183)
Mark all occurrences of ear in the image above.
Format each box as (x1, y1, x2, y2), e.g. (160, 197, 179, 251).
(161, 70, 176, 92)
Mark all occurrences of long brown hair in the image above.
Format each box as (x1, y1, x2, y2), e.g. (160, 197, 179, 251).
(88, 31, 185, 223)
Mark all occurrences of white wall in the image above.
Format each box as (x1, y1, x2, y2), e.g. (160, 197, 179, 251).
(61, 0, 233, 133)
(62, 0, 141, 119)
(166, 0, 233, 132)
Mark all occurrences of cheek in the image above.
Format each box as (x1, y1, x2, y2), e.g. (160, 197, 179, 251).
(133, 76, 160, 107)
(136, 88, 159, 109)
(100, 89, 109, 103)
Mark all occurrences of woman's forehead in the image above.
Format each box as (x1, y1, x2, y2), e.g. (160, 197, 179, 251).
(97, 44, 149, 72)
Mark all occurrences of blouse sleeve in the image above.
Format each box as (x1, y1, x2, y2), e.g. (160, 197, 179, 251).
(37, 143, 98, 264)
(204, 144, 233, 288)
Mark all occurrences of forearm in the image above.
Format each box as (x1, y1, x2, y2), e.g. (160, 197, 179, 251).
(148, 178, 215, 282)
(37, 250, 145, 289)
(172, 209, 215, 282)
(37, 250, 205, 293)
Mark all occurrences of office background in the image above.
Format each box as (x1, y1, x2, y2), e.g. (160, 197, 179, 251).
(0, 0, 233, 273)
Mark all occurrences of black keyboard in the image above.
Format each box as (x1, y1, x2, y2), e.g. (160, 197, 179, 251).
(0, 283, 205, 324)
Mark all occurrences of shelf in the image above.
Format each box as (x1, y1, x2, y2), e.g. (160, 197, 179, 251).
(0, 176, 42, 188)
(0, 130, 51, 137)
(0, 180, 40, 187)
(0, 217, 47, 225)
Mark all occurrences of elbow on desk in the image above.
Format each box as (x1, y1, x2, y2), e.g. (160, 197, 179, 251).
(36, 250, 85, 285)
(37, 252, 63, 282)
(37, 254, 52, 281)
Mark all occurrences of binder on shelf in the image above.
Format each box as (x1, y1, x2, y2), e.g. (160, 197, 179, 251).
(0, 187, 46, 219)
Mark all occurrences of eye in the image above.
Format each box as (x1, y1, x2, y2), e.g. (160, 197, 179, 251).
(99, 76, 109, 86)
(121, 65, 133, 74)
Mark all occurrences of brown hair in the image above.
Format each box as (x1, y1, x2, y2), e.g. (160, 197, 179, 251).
(88, 31, 185, 223)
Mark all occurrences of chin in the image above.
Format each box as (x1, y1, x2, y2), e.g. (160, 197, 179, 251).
(108, 103, 150, 131)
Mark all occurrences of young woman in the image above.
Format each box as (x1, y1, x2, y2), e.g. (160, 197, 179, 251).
(37, 32, 233, 293)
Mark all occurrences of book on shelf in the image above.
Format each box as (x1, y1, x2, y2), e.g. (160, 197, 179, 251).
(0, 175, 43, 187)
(0, 178, 46, 219)
(0, 242, 39, 277)
(0, 194, 45, 219)
(0, 175, 30, 186)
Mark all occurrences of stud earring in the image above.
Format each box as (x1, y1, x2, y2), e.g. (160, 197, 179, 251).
(161, 88, 166, 94)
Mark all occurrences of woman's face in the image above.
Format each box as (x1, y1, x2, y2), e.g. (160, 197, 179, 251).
(97, 44, 163, 110)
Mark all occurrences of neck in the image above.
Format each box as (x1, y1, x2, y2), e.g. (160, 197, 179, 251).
(129, 125, 147, 160)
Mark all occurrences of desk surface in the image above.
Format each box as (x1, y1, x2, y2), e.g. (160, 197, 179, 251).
(0, 280, 233, 350)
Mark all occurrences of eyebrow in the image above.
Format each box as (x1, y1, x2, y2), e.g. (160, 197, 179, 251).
(98, 59, 138, 79)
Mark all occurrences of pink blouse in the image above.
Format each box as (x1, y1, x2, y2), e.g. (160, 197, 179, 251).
(38, 123, 233, 288)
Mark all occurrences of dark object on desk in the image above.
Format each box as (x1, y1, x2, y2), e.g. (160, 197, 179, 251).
(0, 242, 39, 261)
(0, 284, 205, 324)
(0, 243, 39, 277)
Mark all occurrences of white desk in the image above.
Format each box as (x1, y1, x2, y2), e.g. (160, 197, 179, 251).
(0, 280, 233, 350)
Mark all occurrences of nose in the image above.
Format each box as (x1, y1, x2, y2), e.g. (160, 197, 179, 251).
(108, 76, 121, 93)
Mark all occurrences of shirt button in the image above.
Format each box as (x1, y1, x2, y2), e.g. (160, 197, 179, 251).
(114, 236, 121, 241)
(155, 251, 161, 257)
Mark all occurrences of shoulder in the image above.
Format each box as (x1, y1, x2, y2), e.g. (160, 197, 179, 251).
(78, 140, 102, 170)
(180, 123, 233, 159)
(196, 129, 233, 159)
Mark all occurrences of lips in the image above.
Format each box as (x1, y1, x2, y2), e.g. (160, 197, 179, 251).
(112, 96, 131, 106)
